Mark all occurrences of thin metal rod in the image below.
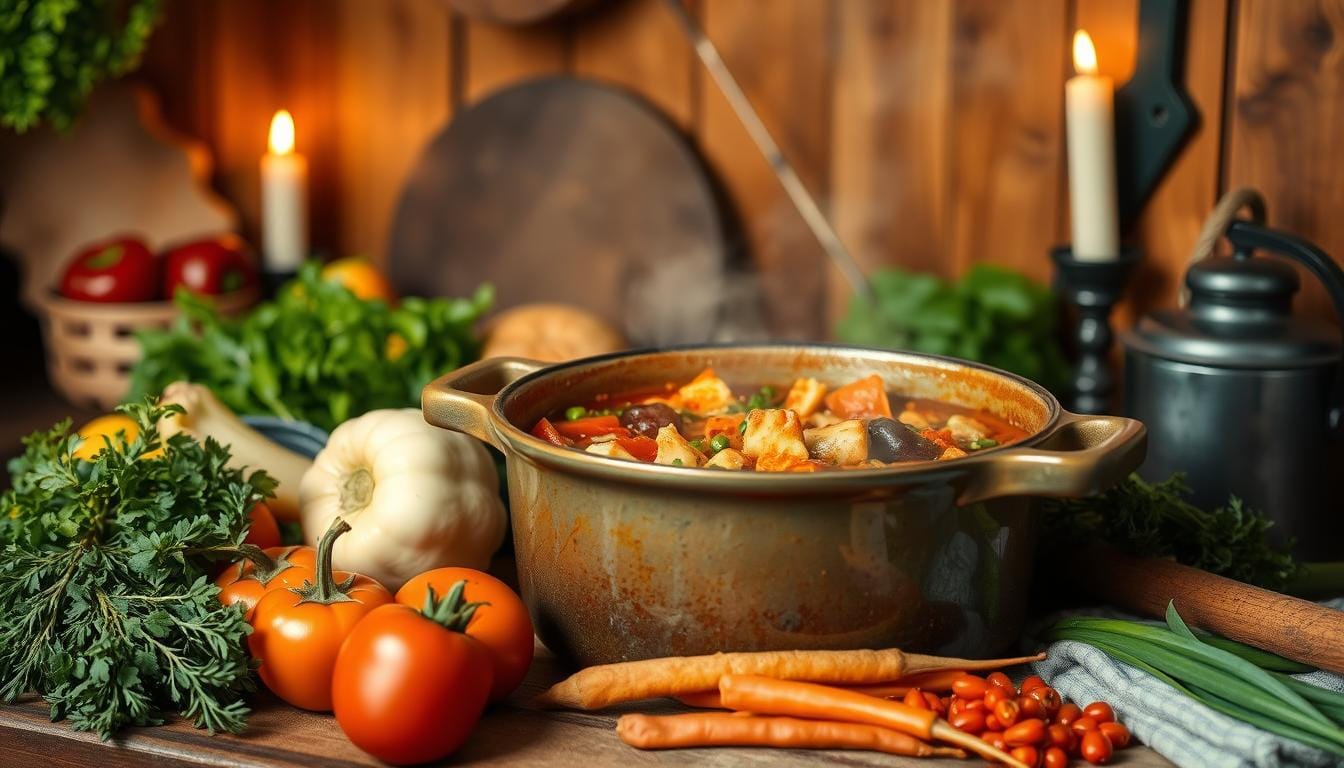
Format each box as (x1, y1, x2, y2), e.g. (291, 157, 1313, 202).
(660, 0, 872, 300)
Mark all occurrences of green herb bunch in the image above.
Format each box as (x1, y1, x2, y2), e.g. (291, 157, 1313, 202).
(1, 0, 161, 132)
(836, 265, 1069, 393)
(129, 262, 492, 431)
(1041, 473, 1298, 590)
(0, 401, 273, 737)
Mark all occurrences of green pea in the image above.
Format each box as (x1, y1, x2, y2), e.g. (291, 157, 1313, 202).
(672, 458, 684, 467)
(565, 406, 587, 421)
(690, 439, 704, 450)
(710, 434, 731, 453)
(760, 385, 775, 399)
(747, 395, 765, 410)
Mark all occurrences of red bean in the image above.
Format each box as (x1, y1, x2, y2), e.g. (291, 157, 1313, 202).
(1044, 746, 1070, 768)
(1098, 721, 1131, 749)
(985, 686, 1008, 709)
(903, 688, 928, 710)
(1083, 701, 1115, 724)
(1046, 722, 1075, 750)
(984, 732, 1009, 752)
(995, 698, 1022, 728)
(987, 671, 1015, 693)
(1019, 693, 1046, 719)
(952, 674, 989, 700)
(1011, 745, 1041, 767)
(1020, 674, 1048, 694)
(1081, 730, 1114, 764)
(950, 708, 987, 735)
(1029, 686, 1063, 717)
(984, 713, 1003, 732)
(1071, 715, 1100, 736)
(923, 691, 946, 714)
(1004, 718, 1047, 747)
(1055, 702, 1083, 726)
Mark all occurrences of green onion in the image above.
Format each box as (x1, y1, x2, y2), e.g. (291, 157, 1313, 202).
(709, 435, 730, 453)
(1044, 604, 1344, 755)
(671, 458, 683, 467)
(738, 419, 748, 435)
(747, 395, 765, 410)
(760, 385, 775, 399)
(969, 438, 998, 451)
(564, 406, 587, 421)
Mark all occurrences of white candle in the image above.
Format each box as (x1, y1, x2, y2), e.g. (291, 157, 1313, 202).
(260, 109, 308, 272)
(1065, 30, 1119, 261)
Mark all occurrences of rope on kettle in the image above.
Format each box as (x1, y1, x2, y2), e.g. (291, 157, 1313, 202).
(1180, 187, 1268, 306)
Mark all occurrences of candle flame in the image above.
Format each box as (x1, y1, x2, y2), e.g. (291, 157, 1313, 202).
(1073, 30, 1098, 75)
(268, 110, 295, 155)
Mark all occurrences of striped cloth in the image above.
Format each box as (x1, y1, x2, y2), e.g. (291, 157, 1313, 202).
(1031, 600, 1344, 768)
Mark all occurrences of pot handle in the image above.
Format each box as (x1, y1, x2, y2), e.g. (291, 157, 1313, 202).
(956, 411, 1147, 505)
(421, 357, 547, 450)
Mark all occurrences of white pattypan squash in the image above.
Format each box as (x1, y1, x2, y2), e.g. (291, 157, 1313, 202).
(299, 408, 506, 591)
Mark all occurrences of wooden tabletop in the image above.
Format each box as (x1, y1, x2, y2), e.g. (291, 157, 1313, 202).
(0, 641, 1174, 768)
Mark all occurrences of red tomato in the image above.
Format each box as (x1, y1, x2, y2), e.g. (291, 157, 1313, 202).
(334, 602, 493, 764)
(554, 415, 629, 440)
(396, 567, 533, 701)
(248, 519, 392, 711)
(60, 235, 159, 302)
(215, 544, 316, 621)
(244, 502, 282, 549)
(162, 234, 257, 297)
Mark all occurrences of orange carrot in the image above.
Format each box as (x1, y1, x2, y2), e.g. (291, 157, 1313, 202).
(675, 669, 969, 709)
(535, 648, 1045, 710)
(617, 712, 966, 758)
(824, 374, 893, 420)
(718, 675, 1028, 768)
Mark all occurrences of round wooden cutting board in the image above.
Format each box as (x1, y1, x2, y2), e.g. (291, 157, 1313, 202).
(387, 77, 730, 346)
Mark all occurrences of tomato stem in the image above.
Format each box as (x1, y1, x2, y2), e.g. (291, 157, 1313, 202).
(293, 517, 357, 605)
(420, 580, 490, 633)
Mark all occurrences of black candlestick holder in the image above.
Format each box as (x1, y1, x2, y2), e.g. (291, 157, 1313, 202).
(1052, 246, 1141, 414)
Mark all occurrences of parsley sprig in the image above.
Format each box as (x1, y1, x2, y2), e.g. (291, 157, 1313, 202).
(0, 401, 273, 738)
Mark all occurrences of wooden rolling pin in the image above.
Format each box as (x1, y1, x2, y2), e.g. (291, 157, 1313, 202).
(1069, 545, 1344, 675)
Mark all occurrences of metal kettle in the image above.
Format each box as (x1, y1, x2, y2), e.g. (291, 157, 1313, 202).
(1122, 197, 1344, 560)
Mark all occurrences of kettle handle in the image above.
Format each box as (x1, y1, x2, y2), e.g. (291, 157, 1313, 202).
(1225, 219, 1344, 434)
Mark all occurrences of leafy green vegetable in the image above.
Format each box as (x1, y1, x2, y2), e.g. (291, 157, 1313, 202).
(1041, 473, 1298, 590)
(837, 265, 1069, 393)
(0, 401, 273, 738)
(129, 262, 492, 431)
(1043, 606, 1344, 756)
(1, 0, 161, 132)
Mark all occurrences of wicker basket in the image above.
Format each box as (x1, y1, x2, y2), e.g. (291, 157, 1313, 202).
(37, 288, 258, 411)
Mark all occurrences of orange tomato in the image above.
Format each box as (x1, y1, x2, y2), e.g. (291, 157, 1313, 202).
(333, 602, 493, 764)
(72, 414, 162, 461)
(215, 544, 316, 621)
(321, 257, 397, 303)
(244, 502, 282, 550)
(396, 568, 534, 702)
(248, 519, 392, 711)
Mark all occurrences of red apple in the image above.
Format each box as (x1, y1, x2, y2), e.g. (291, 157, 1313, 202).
(162, 234, 257, 298)
(59, 235, 160, 302)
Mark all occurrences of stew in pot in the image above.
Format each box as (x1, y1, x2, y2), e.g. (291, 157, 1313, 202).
(530, 368, 1028, 471)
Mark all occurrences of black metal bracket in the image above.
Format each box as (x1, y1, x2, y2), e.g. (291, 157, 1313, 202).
(1115, 0, 1197, 225)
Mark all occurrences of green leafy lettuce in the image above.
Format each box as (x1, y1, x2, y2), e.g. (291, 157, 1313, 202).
(129, 262, 492, 431)
(1, 0, 161, 132)
(837, 265, 1068, 393)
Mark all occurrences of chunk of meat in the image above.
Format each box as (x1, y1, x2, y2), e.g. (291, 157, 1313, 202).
(945, 414, 989, 446)
(783, 377, 828, 418)
(705, 448, 748, 470)
(620, 403, 683, 439)
(896, 409, 931, 431)
(938, 446, 968, 460)
(823, 375, 892, 420)
(704, 413, 746, 450)
(655, 425, 704, 467)
(741, 409, 809, 464)
(803, 419, 869, 466)
(586, 441, 637, 461)
(677, 368, 734, 415)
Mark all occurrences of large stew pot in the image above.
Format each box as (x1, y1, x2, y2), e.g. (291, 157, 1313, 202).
(423, 345, 1145, 665)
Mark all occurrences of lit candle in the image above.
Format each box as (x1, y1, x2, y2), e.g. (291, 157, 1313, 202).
(1065, 30, 1119, 261)
(260, 110, 308, 273)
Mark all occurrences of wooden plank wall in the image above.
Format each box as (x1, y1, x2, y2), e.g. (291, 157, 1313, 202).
(134, 0, 1344, 339)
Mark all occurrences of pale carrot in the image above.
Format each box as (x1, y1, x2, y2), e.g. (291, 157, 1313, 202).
(617, 712, 966, 758)
(718, 675, 1028, 768)
(535, 648, 1045, 710)
(675, 669, 969, 709)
